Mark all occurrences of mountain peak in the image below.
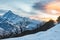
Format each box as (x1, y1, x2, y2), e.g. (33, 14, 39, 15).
(3, 10, 15, 18)
(6, 10, 13, 14)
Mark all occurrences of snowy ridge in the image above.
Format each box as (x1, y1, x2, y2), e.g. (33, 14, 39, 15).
(3, 24, 60, 40)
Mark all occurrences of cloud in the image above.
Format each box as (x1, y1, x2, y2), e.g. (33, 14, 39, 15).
(33, 0, 55, 10)
(0, 0, 41, 16)
(0, 9, 8, 15)
(0, 10, 7, 13)
(0, 0, 33, 12)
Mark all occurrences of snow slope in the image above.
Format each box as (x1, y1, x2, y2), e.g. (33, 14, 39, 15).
(3, 24, 60, 40)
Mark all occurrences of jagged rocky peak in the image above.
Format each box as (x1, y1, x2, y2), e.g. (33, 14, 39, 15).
(3, 10, 15, 18)
(6, 10, 12, 13)
(5, 10, 14, 15)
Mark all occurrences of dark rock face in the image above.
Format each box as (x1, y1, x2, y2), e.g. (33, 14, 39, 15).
(39, 20, 55, 31)
(57, 16, 60, 24)
(15, 20, 55, 37)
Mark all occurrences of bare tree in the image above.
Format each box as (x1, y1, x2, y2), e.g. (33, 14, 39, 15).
(57, 16, 60, 24)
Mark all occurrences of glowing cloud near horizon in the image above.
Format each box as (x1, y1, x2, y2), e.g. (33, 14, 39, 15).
(45, 1, 60, 16)
(30, 1, 60, 21)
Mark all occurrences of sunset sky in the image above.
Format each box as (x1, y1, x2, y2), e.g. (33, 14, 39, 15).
(0, 0, 60, 21)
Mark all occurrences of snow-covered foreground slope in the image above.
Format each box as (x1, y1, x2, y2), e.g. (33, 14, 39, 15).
(3, 24, 60, 40)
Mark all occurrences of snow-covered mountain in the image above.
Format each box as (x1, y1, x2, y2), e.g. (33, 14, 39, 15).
(0, 10, 44, 38)
(2, 10, 22, 24)
(3, 24, 60, 40)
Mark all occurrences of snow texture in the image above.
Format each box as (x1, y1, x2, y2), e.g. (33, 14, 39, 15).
(3, 24, 60, 40)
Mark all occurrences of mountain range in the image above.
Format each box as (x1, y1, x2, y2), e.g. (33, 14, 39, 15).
(0, 10, 44, 38)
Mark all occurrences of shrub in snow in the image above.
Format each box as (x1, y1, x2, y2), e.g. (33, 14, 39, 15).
(38, 19, 55, 31)
(57, 16, 60, 24)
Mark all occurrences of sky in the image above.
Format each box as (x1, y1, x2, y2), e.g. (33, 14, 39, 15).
(0, 0, 55, 15)
(0, 0, 60, 21)
(0, 0, 40, 16)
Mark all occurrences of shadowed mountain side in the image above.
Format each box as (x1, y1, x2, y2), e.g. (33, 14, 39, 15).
(14, 19, 55, 37)
(38, 19, 55, 31)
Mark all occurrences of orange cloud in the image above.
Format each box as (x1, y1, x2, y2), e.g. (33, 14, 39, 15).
(45, 1, 60, 16)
